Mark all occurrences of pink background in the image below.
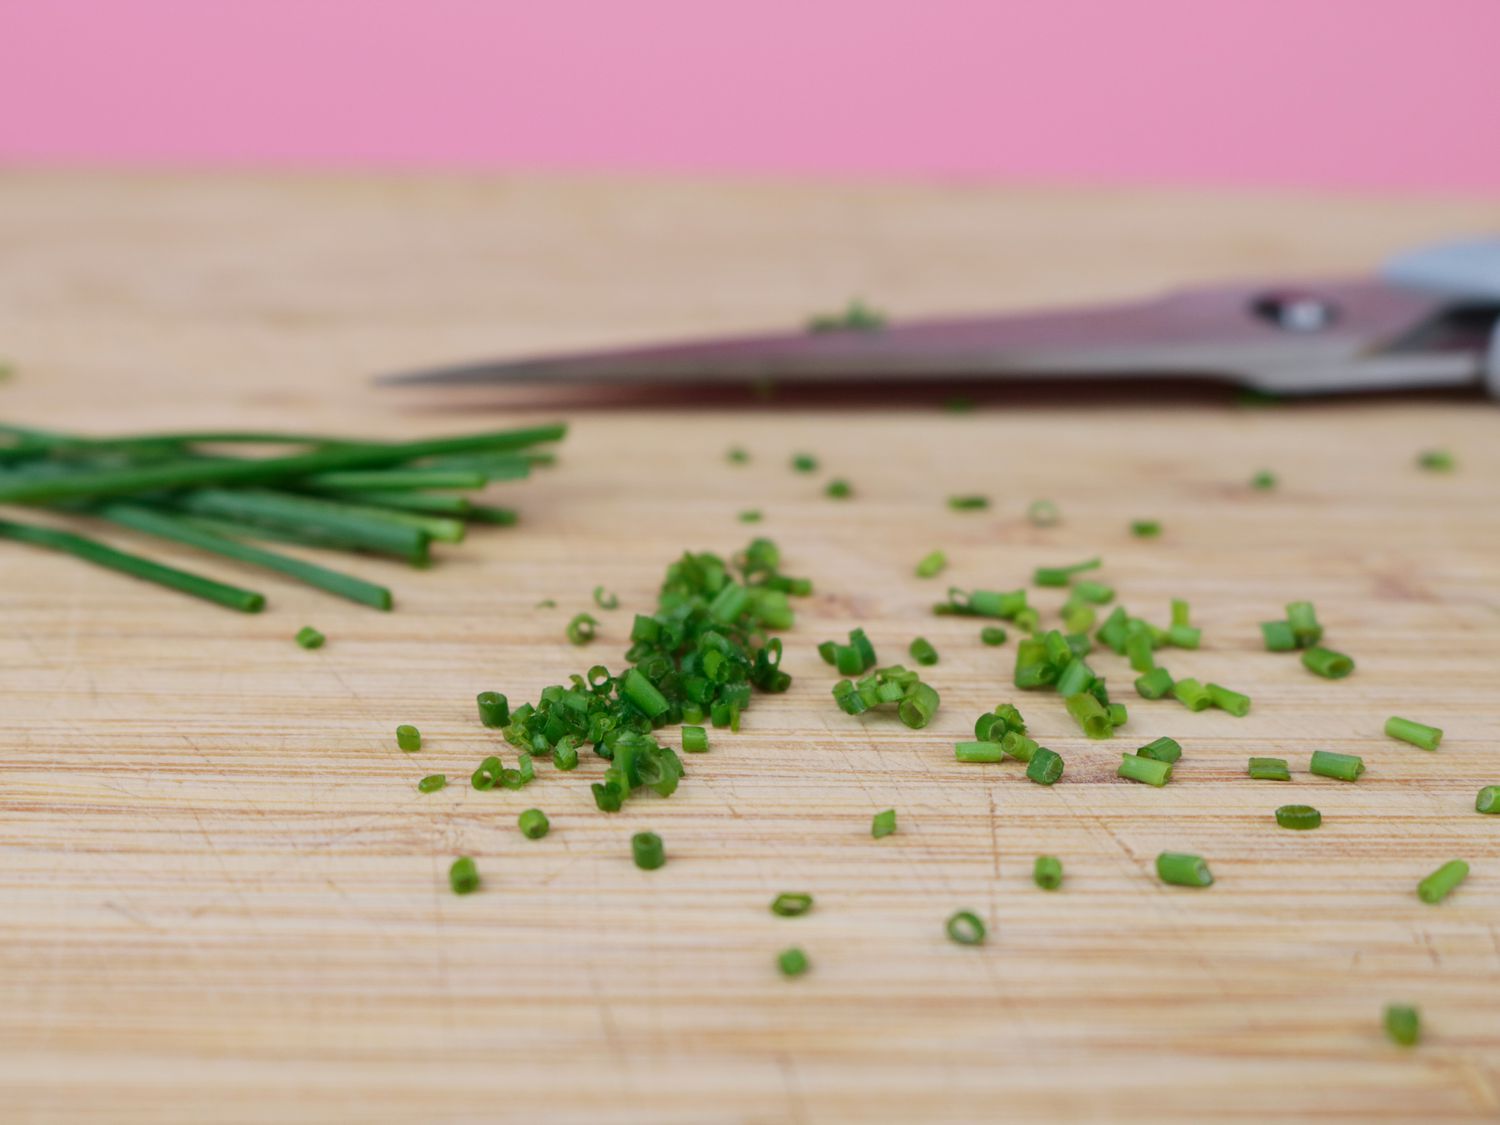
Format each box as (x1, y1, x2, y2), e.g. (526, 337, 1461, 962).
(1, 0, 1496, 192)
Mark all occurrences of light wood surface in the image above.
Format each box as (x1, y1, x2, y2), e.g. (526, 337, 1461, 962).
(1, 173, 1498, 1124)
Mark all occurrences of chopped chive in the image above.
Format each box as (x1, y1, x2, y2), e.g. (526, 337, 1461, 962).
(1065, 692, 1112, 740)
(1309, 750, 1364, 781)
(1033, 855, 1063, 890)
(1261, 620, 1297, 651)
(1107, 702, 1128, 727)
(915, 550, 948, 578)
(1126, 631, 1155, 673)
(1301, 646, 1354, 679)
(518, 808, 550, 839)
(898, 681, 941, 729)
(1251, 470, 1277, 490)
(396, 724, 421, 752)
(552, 742, 579, 771)
(771, 892, 814, 917)
(1385, 1004, 1420, 1047)
(1206, 683, 1251, 717)
(535, 598, 556, 608)
(777, 947, 809, 977)
(1416, 449, 1455, 472)
(565, 612, 598, 645)
(979, 625, 1008, 646)
(1135, 667, 1175, 700)
(1138, 737, 1182, 764)
(1001, 732, 1039, 762)
(1070, 580, 1115, 605)
(471, 755, 501, 790)
(1285, 601, 1322, 647)
(295, 625, 325, 649)
(1385, 716, 1442, 751)
(477, 691, 510, 728)
(1172, 677, 1211, 712)
(825, 478, 853, 499)
(1012, 605, 1040, 633)
(871, 809, 897, 838)
(1248, 756, 1290, 781)
(1026, 747, 1064, 786)
(1169, 599, 1190, 628)
(417, 774, 447, 793)
(682, 725, 709, 753)
(1417, 859, 1468, 904)
(593, 586, 619, 610)
(1095, 607, 1130, 653)
(727, 446, 750, 464)
(1130, 519, 1161, 538)
(1027, 499, 1060, 527)
(936, 586, 1028, 619)
(1033, 557, 1101, 587)
(945, 910, 986, 945)
(738, 509, 762, 523)
(908, 636, 939, 666)
(631, 831, 665, 871)
(1156, 852, 1213, 888)
(948, 495, 989, 511)
(1165, 624, 1201, 649)
(1118, 753, 1172, 787)
(1477, 786, 1500, 814)
(954, 740, 1004, 764)
(791, 453, 818, 473)
(1061, 602, 1095, 634)
(1274, 804, 1321, 830)
(448, 856, 480, 895)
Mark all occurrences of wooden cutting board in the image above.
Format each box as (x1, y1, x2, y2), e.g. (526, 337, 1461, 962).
(2, 173, 1498, 1123)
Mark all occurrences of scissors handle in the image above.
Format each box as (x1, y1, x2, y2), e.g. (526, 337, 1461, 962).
(1384, 237, 1500, 395)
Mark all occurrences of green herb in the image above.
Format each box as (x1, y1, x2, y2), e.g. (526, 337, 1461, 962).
(954, 740, 1004, 764)
(1034, 855, 1063, 890)
(1065, 692, 1112, 740)
(417, 774, 447, 793)
(1285, 601, 1322, 647)
(1260, 621, 1297, 651)
(1248, 756, 1290, 781)
(1164, 624, 1200, 649)
(1172, 677, 1211, 712)
(777, 947, 810, 977)
(936, 586, 1027, 620)
(771, 892, 814, 917)
(1416, 449, 1455, 472)
(832, 666, 940, 728)
(1385, 716, 1442, 751)
(681, 725, 709, 753)
(449, 856, 480, 895)
(979, 625, 1007, 646)
(1033, 557, 1101, 587)
(517, 808, 550, 840)
(915, 550, 948, 578)
(1134, 667, 1175, 700)
(565, 612, 598, 645)
(1301, 646, 1354, 679)
(871, 809, 897, 838)
(471, 756, 501, 790)
(973, 702, 1026, 742)
(1477, 786, 1500, 814)
(948, 495, 989, 511)
(1274, 804, 1321, 830)
(727, 446, 750, 464)
(396, 724, 421, 752)
(477, 691, 510, 728)
(1001, 732, 1039, 762)
(819, 627, 879, 675)
(1206, 683, 1250, 717)
(908, 636, 939, 666)
(807, 298, 886, 333)
(295, 626, 325, 649)
(593, 586, 619, 610)
(1251, 470, 1277, 490)
(631, 831, 665, 871)
(1309, 750, 1364, 781)
(1026, 747, 1064, 785)
(791, 453, 819, 473)
(535, 598, 556, 608)
(552, 742, 579, 771)
(1107, 702, 1128, 726)
(1138, 737, 1182, 764)
(1118, 753, 1171, 787)
(738, 509, 763, 523)
(1027, 499, 1060, 527)
(825, 478, 853, 499)
(1385, 1004, 1420, 1046)
(1417, 859, 1468, 904)
(945, 910, 986, 945)
(1131, 519, 1161, 538)
(307, 468, 488, 492)
(1156, 852, 1213, 888)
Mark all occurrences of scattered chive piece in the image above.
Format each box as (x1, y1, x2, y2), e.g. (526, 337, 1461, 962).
(871, 809, 897, 838)
(954, 740, 1004, 764)
(1033, 557, 1101, 587)
(1248, 756, 1290, 781)
(417, 774, 447, 793)
(1417, 449, 1455, 472)
(471, 755, 501, 790)
(915, 550, 948, 578)
(631, 831, 665, 871)
(979, 625, 1008, 646)
(1301, 646, 1354, 679)
(1275, 804, 1322, 830)
(738, 509, 763, 523)
(1061, 602, 1095, 634)
(936, 586, 1028, 619)
(948, 495, 989, 511)
(1001, 731, 1039, 762)
(1027, 499, 1060, 527)
(1126, 631, 1155, 673)
(518, 808, 550, 840)
(945, 910, 986, 945)
(1013, 606, 1040, 633)
(565, 612, 598, 645)
(1170, 599, 1190, 628)
(1261, 620, 1297, 651)
(1206, 683, 1251, 717)
(1118, 753, 1172, 787)
(1251, 470, 1277, 490)
(1417, 859, 1469, 904)
(791, 453, 818, 473)
(396, 724, 421, 752)
(448, 856, 479, 895)
(1033, 855, 1063, 890)
(1309, 750, 1365, 782)
(1165, 624, 1201, 649)
(1026, 747, 1064, 785)
(295, 626, 325, 650)
(593, 586, 619, 610)
(1138, 737, 1182, 764)
(1135, 667, 1175, 700)
(727, 446, 750, 464)
(1477, 786, 1500, 814)
(552, 742, 578, 770)
(1107, 702, 1128, 726)
(1172, 677, 1211, 712)
(535, 598, 556, 608)
(1065, 692, 1112, 740)
(1285, 601, 1323, 647)
(1131, 519, 1161, 538)
(477, 691, 510, 728)
(777, 947, 809, 977)
(909, 636, 939, 666)
(1071, 580, 1115, 605)
(1385, 716, 1442, 751)
(1385, 1004, 1420, 1047)
(771, 892, 814, 917)
(825, 478, 852, 499)
(1156, 852, 1213, 888)
(682, 725, 709, 753)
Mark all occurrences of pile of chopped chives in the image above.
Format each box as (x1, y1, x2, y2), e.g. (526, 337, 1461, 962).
(818, 627, 879, 675)
(833, 665, 940, 729)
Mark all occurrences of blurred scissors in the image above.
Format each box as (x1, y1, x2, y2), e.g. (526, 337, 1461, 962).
(380, 237, 1500, 397)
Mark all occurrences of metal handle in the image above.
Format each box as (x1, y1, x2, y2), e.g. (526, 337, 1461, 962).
(1383, 237, 1500, 396)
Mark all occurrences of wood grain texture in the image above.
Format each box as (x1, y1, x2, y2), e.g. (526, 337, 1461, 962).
(1, 173, 1498, 1124)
